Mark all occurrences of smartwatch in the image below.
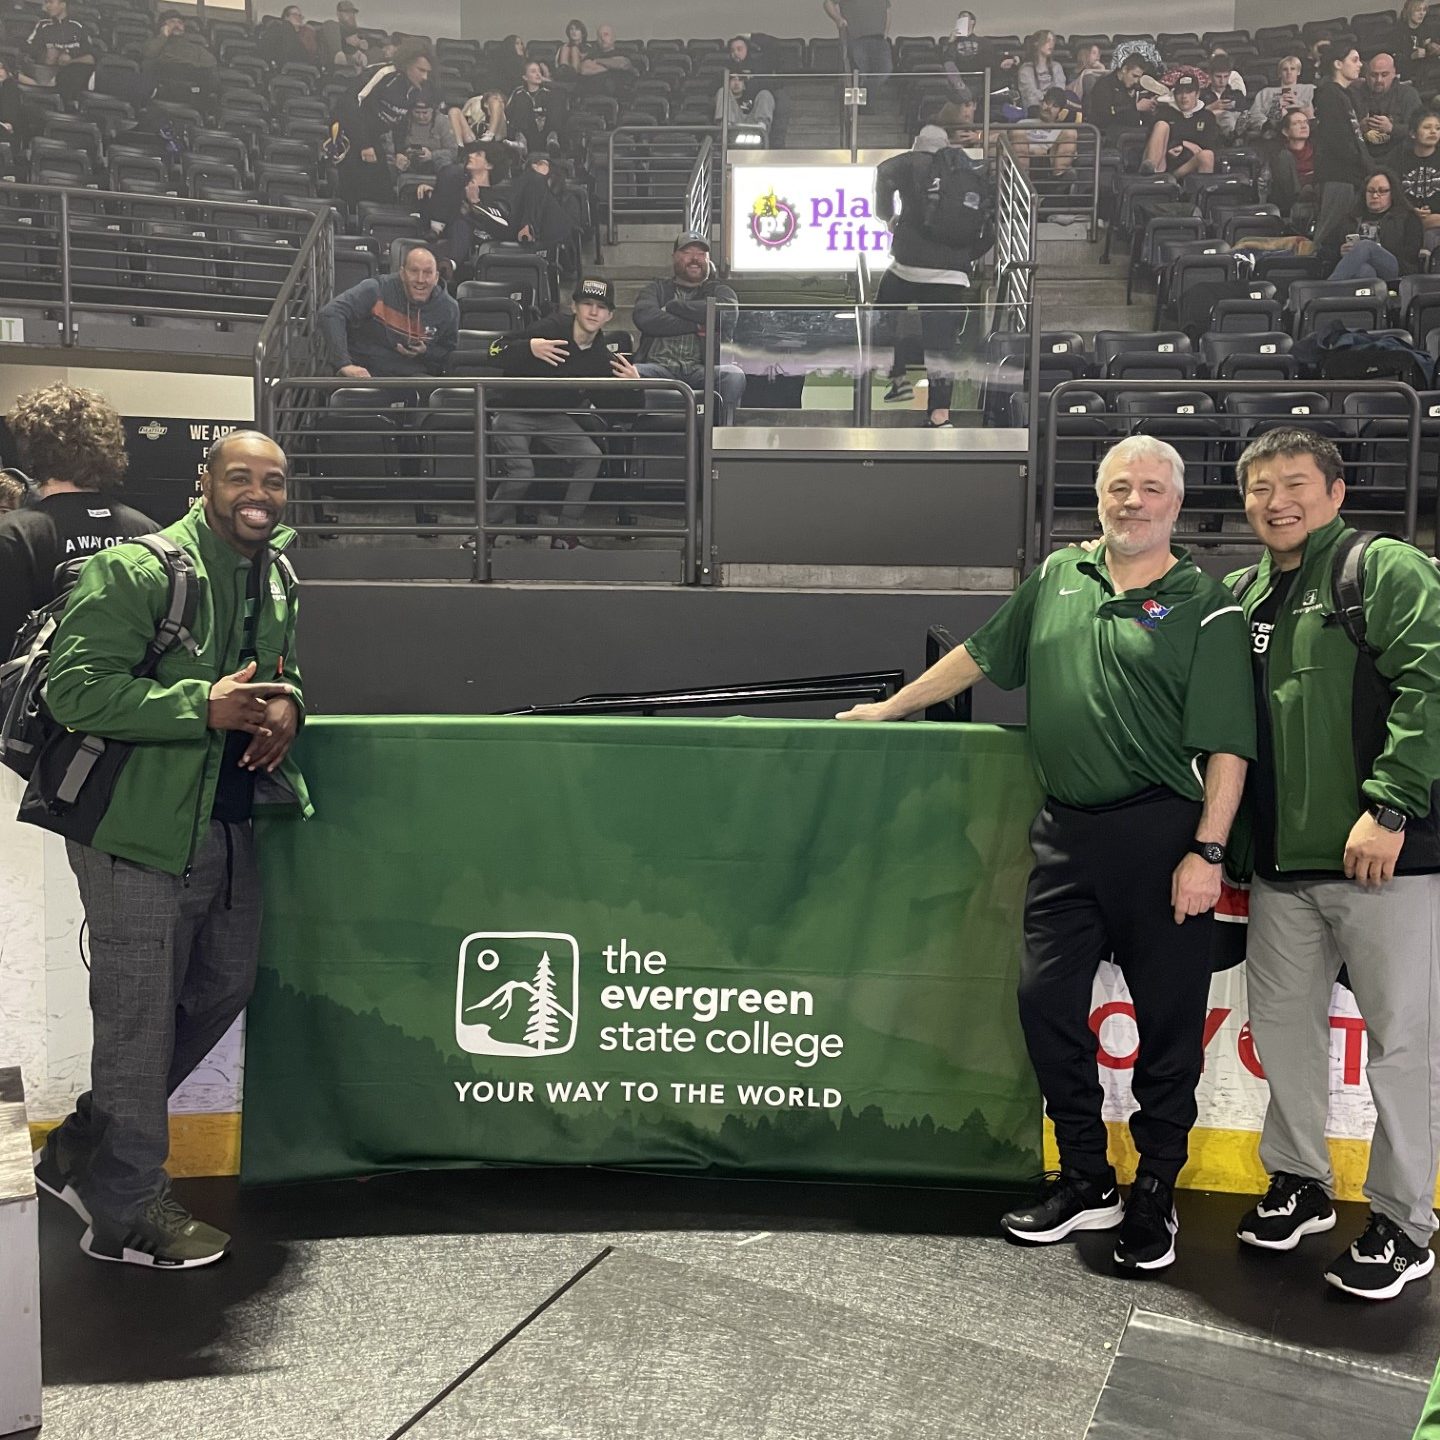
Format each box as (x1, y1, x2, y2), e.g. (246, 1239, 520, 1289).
(1190, 841, 1225, 865)
(1371, 804, 1408, 832)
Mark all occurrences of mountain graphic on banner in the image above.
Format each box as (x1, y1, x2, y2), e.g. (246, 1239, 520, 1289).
(464, 952, 574, 1056)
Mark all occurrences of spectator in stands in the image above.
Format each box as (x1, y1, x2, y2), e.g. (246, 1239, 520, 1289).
(729, 35, 760, 69)
(633, 234, 744, 420)
(578, 24, 634, 97)
(21, 0, 95, 105)
(1267, 109, 1318, 225)
(1329, 168, 1424, 279)
(507, 60, 563, 156)
(33, 429, 307, 1273)
(1231, 427, 1440, 1303)
(1141, 75, 1219, 178)
(318, 0, 367, 71)
(716, 71, 776, 141)
(142, 12, 219, 96)
(0, 471, 23, 517)
(874, 108, 991, 428)
(1088, 56, 1159, 142)
(1304, 33, 1335, 85)
(1017, 30, 1065, 111)
(462, 91, 507, 142)
(0, 58, 30, 144)
(824, 0, 891, 86)
(1014, 88, 1080, 187)
(1400, 109, 1440, 239)
(490, 276, 641, 547)
(259, 5, 320, 68)
(1359, 53, 1422, 169)
(1203, 53, 1246, 140)
(0, 384, 155, 652)
(1243, 56, 1314, 140)
(493, 35, 534, 94)
(399, 97, 460, 174)
(1392, 0, 1440, 94)
(839, 434, 1254, 1277)
(318, 244, 458, 379)
(1073, 42, 1108, 103)
(1312, 45, 1371, 262)
(555, 20, 589, 79)
(331, 41, 433, 205)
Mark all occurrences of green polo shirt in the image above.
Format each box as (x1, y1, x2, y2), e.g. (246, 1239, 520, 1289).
(965, 545, 1257, 807)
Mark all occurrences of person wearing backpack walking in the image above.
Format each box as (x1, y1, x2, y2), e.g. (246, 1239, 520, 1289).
(0, 384, 155, 655)
(29, 429, 311, 1271)
(874, 103, 993, 427)
(1227, 427, 1440, 1300)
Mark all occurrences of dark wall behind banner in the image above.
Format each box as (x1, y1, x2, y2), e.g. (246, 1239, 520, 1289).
(294, 581, 1026, 723)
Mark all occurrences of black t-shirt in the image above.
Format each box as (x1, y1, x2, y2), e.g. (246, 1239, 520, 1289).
(1160, 102, 1221, 152)
(1249, 569, 1297, 878)
(1401, 146, 1440, 210)
(26, 16, 92, 60)
(0, 491, 156, 655)
(211, 556, 261, 824)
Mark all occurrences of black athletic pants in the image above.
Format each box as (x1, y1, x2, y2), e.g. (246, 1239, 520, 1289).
(873, 270, 970, 413)
(1019, 788, 1215, 1187)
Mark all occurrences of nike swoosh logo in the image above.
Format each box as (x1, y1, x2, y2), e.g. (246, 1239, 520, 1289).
(1059, 587, 1082, 595)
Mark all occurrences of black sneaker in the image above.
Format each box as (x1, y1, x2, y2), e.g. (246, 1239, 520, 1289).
(33, 1131, 91, 1225)
(1114, 1173, 1178, 1272)
(81, 1191, 230, 1270)
(1324, 1213, 1436, 1300)
(1237, 1172, 1336, 1251)
(1001, 1168, 1124, 1243)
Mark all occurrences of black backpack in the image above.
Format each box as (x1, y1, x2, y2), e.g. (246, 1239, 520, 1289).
(2, 535, 198, 842)
(1230, 530, 1436, 655)
(919, 146, 991, 252)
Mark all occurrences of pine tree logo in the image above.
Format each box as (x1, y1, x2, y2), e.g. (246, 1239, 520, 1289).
(455, 932, 580, 1057)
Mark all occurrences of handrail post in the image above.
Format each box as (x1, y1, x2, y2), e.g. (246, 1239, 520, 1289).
(59, 189, 73, 347)
(606, 131, 618, 244)
(848, 68, 860, 159)
(683, 378, 699, 584)
(473, 381, 490, 581)
(700, 298, 717, 585)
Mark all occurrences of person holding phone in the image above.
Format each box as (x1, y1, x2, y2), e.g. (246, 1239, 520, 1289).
(1358, 52, 1422, 168)
(1244, 56, 1315, 139)
(317, 244, 459, 378)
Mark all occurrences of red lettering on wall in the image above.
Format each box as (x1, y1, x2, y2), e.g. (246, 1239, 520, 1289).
(1330, 1015, 1367, 1086)
(1090, 1002, 1139, 1070)
(1201, 1008, 1231, 1070)
(1237, 1021, 1266, 1079)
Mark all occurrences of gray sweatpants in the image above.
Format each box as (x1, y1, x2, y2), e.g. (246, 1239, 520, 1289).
(54, 820, 262, 1223)
(1248, 873, 1440, 1245)
(491, 410, 599, 524)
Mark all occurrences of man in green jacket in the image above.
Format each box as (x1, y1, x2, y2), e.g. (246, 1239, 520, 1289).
(1229, 427, 1440, 1300)
(32, 430, 311, 1269)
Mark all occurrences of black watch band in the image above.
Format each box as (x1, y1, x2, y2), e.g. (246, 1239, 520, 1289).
(1190, 841, 1224, 865)
(1372, 804, 1408, 832)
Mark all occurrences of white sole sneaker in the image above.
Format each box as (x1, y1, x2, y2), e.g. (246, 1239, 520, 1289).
(1002, 1197, 1126, 1244)
(1115, 1236, 1177, 1271)
(1325, 1247, 1435, 1300)
(33, 1145, 92, 1225)
(80, 1227, 227, 1270)
(1237, 1210, 1337, 1252)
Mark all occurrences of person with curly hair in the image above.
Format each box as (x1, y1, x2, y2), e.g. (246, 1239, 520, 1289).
(0, 382, 155, 650)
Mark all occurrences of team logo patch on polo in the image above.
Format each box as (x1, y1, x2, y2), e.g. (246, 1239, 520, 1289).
(1136, 599, 1171, 631)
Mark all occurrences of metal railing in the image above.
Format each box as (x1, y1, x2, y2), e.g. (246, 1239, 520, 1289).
(252, 203, 336, 419)
(1037, 380, 1424, 563)
(0, 181, 320, 344)
(262, 375, 702, 582)
(606, 124, 720, 240)
(684, 135, 715, 242)
(994, 136, 1038, 317)
(987, 121, 1102, 241)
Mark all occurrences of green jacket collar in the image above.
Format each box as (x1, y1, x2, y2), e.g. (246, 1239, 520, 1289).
(1252, 515, 1349, 591)
(172, 502, 297, 573)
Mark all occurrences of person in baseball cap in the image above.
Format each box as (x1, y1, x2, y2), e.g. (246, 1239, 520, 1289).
(573, 276, 616, 311)
(673, 232, 710, 252)
(1141, 71, 1221, 177)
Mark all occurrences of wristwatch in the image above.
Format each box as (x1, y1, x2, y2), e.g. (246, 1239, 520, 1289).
(1190, 841, 1225, 865)
(1371, 804, 1408, 832)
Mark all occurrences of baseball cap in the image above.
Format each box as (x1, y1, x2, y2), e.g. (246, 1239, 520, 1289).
(1174, 74, 1199, 91)
(573, 276, 616, 309)
(673, 232, 711, 252)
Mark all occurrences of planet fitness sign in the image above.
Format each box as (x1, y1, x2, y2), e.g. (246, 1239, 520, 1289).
(729, 157, 896, 274)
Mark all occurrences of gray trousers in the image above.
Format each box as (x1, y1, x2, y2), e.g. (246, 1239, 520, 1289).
(54, 820, 262, 1223)
(491, 410, 599, 524)
(1248, 873, 1440, 1245)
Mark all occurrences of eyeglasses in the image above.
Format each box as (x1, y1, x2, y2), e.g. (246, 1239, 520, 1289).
(1365, 187, 1393, 196)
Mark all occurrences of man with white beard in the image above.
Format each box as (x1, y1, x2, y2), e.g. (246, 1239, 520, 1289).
(837, 435, 1254, 1273)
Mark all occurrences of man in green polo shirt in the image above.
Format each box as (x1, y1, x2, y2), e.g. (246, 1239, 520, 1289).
(1226, 427, 1440, 1301)
(839, 434, 1255, 1272)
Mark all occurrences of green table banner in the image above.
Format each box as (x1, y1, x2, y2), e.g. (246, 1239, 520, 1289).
(241, 716, 1044, 1186)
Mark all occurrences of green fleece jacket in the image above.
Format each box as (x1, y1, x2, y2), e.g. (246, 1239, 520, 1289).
(1226, 516, 1440, 877)
(44, 505, 312, 875)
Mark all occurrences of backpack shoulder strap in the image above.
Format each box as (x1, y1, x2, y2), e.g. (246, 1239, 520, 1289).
(126, 534, 199, 673)
(269, 548, 299, 599)
(1229, 563, 1261, 601)
(1329, 529, 1401, 656)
